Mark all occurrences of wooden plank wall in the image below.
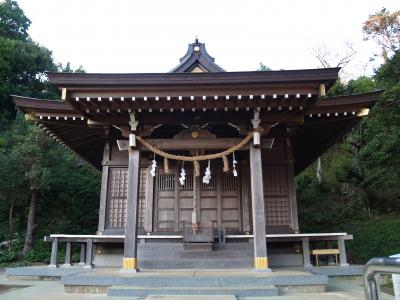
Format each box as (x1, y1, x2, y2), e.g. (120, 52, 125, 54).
(105, 167, 147, 229)
(153, 166, 242, 232)
(262, 137, 296, 233)
(100, 138, 298, 234)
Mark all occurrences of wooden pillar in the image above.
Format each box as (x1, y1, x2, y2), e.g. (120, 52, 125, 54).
(63, 242, 72, 267)
(97, 139, 110, 234)
(122, 149, 141, 272)
(250, 145, 269, 271)
(338, 236, 349, 267)
(302, 237, 312, 269)
(79, 243, 86, 265)
(174, 167, 179, 231)
(144, 166, 154, 232)
(216, 169, 222, 228)
(84, 238, 93, 269)
(241, 161, 251, 232)
(48, 237, 58, 268)
(193, 168, 201, 223)
(286, 137, 299, 232)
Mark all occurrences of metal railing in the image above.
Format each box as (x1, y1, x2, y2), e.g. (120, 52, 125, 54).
(364, 257, 400, 300)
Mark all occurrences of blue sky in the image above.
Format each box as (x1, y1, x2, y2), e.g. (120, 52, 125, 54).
(17, 0, 399, 78)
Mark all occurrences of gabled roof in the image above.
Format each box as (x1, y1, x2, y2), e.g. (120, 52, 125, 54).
(47, 68, 340, 87)
(169, 38, 225, 73)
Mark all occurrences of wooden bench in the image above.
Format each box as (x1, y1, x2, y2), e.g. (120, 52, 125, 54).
(312, 248, 340, 266)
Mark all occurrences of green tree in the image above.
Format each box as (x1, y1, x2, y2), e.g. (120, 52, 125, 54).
(0, 0, 97, 259)
(0, 0, 57, 119)
(0, 0, 30, 40)
(257, 62, 271, 71)
(57, 62, 86, 73)
(10, 122, 59, 254)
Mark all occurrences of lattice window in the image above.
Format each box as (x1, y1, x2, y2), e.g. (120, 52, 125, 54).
(222, 173, 238, 191)
(106, 167, 146, 229)
(263, 165, 290, 227)
(179, 174, 193, 190)
(157, 173, 175, 190)
(138, 168, 147, 228)
(201, 174, 216, 190)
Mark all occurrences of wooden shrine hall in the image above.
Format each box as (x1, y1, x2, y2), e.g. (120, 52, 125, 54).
(13, 39, 382, 272)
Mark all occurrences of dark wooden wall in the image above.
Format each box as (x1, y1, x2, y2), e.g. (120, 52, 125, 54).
(99, 136, 298, 235)
(262, 137, 299, 233)
(153, 166, 241, 232)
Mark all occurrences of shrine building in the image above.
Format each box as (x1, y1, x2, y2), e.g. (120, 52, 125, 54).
(13, 39, 382, 272)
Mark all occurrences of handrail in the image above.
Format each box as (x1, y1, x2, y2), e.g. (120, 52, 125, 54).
(364, 257, 400, 300)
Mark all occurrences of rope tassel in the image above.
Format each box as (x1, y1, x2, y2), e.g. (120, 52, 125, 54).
(164, 157, 169, 174)
(194, 161, 200, 177)
(222, 155, 229, 173)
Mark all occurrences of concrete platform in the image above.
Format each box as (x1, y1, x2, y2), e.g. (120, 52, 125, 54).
(60, 268, 327, 297)
(306, 265, 365, 276)
(0, 272, 396, 299)
(5, 266, 92, 280)
(107, 286, 279, 297)
(3, 265, 366, 298)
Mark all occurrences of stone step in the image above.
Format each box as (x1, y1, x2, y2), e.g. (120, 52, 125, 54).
(138, 258, 253, 269)
(183, 242, 213, 251)
(62, 273, 328, 288)
(107, 285, 279, 297)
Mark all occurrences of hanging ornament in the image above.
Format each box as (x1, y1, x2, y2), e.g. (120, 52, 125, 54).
(150, 153, 157, 177)
(232, 152, 238, 177)
(202, 160, 212, 184)
(179, 162, 186, 186)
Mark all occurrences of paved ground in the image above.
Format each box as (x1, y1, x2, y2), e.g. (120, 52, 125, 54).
(0, 273, 395, 299)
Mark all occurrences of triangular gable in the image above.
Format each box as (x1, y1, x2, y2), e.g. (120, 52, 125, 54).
(170, 39, 225, 73)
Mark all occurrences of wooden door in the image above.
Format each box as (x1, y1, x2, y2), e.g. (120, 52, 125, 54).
(154, 166, 241, 232)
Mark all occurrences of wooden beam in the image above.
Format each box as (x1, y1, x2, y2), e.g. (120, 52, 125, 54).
(117, 138, 274, 151)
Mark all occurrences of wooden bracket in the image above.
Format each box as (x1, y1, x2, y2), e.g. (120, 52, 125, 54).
(129, 112, 139, 132)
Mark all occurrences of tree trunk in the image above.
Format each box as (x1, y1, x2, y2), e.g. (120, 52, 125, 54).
(316, 157, 322, 182)
(8, 197, 15, 251)
(22, 189, 38, 256)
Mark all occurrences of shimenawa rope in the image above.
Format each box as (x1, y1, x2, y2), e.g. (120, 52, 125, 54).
(136, 128, 261, 162)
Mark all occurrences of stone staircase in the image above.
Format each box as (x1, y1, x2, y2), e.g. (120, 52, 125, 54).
(107, 285, 279, 297)
(61, 269, 328, 297)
